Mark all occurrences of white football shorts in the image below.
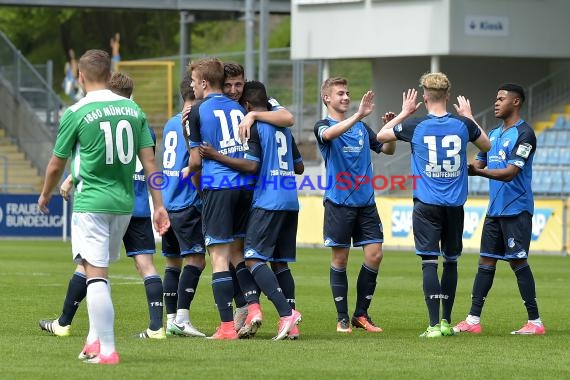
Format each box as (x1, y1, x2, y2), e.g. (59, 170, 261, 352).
(71, 212, 131, 267)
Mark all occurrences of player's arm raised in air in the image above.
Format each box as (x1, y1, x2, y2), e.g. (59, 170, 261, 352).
(319, 91, 374, 142)
(377, 89, 421, 143)
(454, 95, 491, 153)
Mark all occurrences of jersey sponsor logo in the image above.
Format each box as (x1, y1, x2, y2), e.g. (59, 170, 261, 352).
(391, 205, 413, 237)
(531, 208, 553, 241)
(341, 145, 363, 153)
(463, 207, 485, 239)
(516, 143, 532, 159)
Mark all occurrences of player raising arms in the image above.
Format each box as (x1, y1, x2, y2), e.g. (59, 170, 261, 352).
(377, 72, 490, 338)
(316, 77, 395, 334)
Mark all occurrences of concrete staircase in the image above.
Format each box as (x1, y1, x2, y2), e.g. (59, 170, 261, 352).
(0, 128, 42, 193)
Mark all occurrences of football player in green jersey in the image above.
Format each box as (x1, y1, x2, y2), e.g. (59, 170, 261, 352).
(38, 49, 170, 365)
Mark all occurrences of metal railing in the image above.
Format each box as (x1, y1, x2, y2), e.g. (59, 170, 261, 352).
(0, 30, 64, 135)
(474, 65, 570, 130)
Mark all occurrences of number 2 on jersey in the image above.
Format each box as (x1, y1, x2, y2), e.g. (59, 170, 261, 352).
(275, 131, 288, 170)
(423, 135, 461, 172)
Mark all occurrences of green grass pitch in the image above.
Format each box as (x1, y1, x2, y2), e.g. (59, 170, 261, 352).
(0, 240, 568, 379)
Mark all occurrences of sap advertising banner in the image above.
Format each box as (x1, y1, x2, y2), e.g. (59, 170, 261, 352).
(0, 194, 69, 237)
(297, 196, 566, 253)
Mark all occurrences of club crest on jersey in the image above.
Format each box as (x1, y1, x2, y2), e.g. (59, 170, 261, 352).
(498, 150, 506, 160)
(507, 237, 515, 248)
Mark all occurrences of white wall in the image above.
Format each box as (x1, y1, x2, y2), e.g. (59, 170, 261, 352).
(449, 0, 570, 58)
(292, 0, 570, 60)
(291, 0, 450, 59)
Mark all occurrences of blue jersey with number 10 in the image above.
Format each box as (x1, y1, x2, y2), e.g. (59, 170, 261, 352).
(244, 122, 302, 211)
(188, 94, 248, 189)
(395, 113, 481, 206)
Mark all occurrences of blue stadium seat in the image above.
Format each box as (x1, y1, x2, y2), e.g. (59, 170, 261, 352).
(545, 149, 560, 166)
(564, 120, 570, 130)
(533, 170, 551, 194)
(555, 131, 570, 147)
(549, 175, 563, 195)
(552, 116, 566, 130)
(543, 131, 557, 147)
(558, 148, 570, 166)
(477, 176, 489, 194)
(533, 149, 548, 165)
(562, 169, 570, 187)
(536, 132, 547, 147)
(563, 169, 570, 194)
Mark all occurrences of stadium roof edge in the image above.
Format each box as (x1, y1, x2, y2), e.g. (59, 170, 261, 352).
(0, 0, 291, 13)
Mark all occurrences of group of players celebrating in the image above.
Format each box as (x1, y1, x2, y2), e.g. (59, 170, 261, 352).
(38, 50, 545, 365)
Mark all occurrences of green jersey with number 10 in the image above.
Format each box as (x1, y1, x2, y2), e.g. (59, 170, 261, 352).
(53, 89, 154, 214)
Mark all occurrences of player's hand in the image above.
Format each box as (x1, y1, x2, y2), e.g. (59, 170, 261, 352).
(153, 206, 170, 236)
(59, 177, 73, 201)
(357, 91, 375, 119)
(453, 96, 474, 119)
(238, 113, 255, 142)
(198, 142, 219, 160)
(180, 166, 191, 179)
(38, 193, 51, 214)
(467, 163, 477, 176)
(401, 89, 422, 116)
(382, 111, 396, 124)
